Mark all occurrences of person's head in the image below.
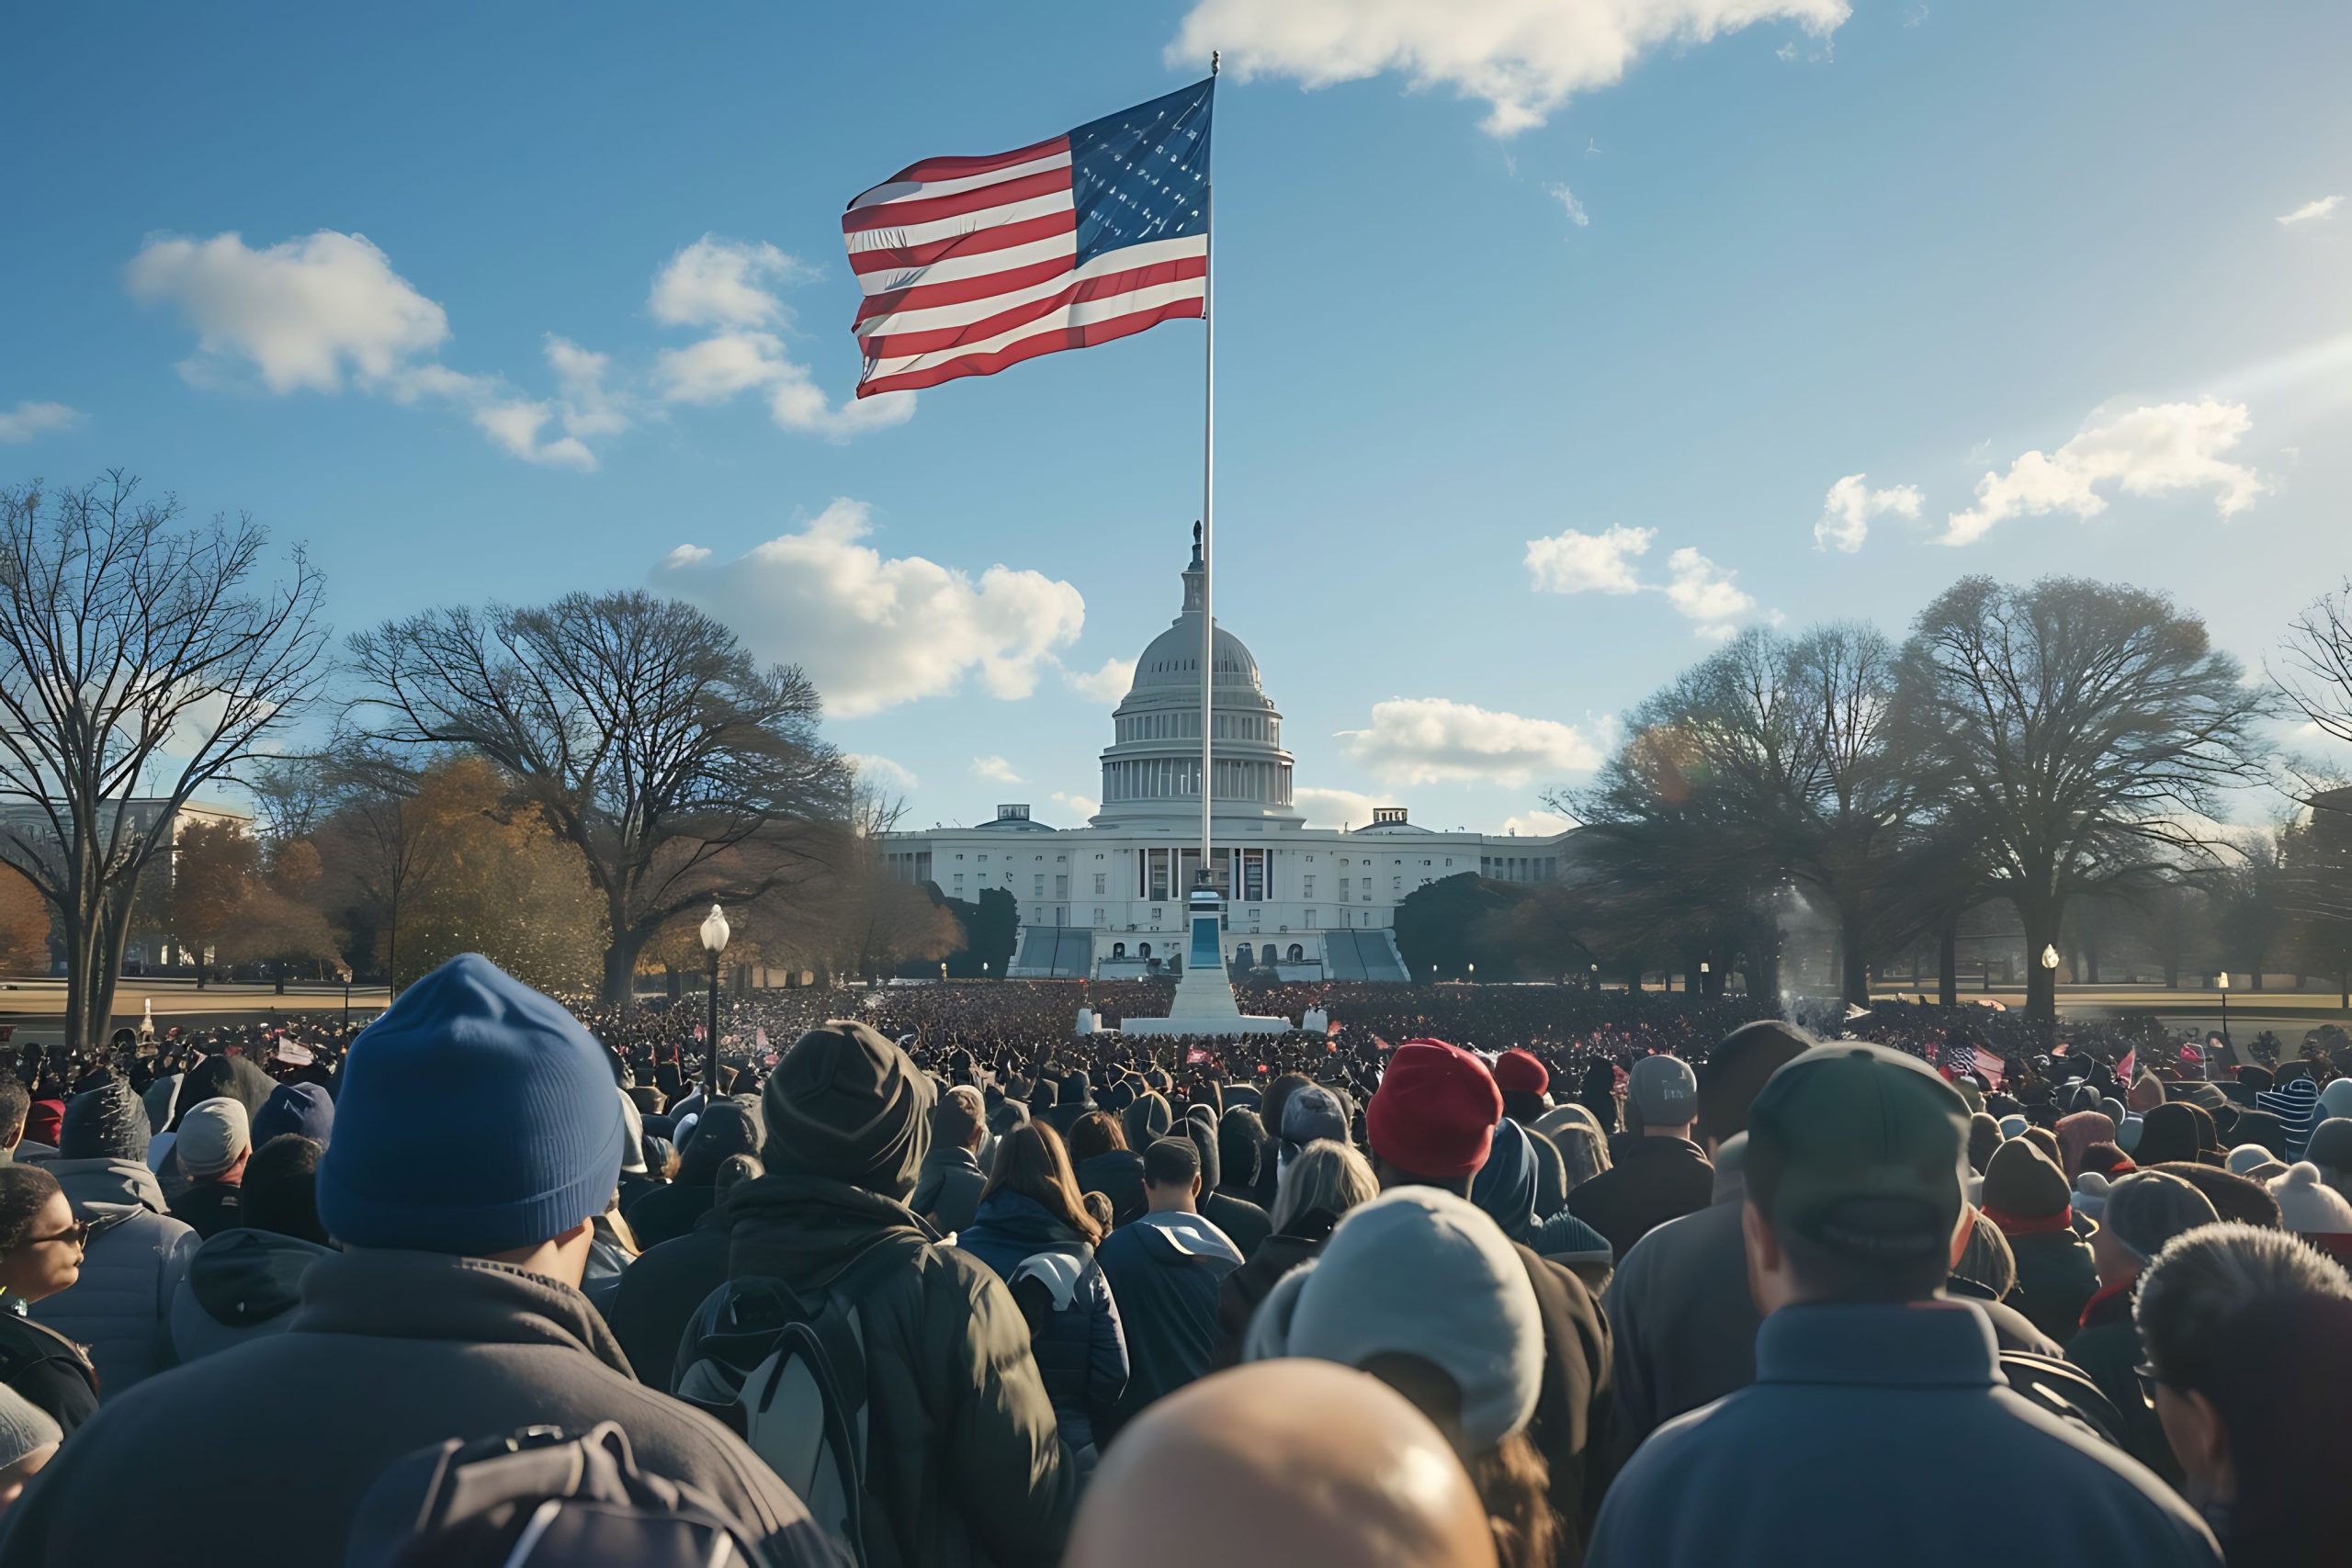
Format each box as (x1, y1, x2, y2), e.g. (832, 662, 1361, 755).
(2090, 1170, 2217, 1291)
(713, 1152, 763, 1201)
(1627, 1054, 1699, 1139)
(1743, 1043, 1970, 1314)
(1065, 1361, 1498, 1568)
(59, 1076, 149, 1164)
(1279, 1085, 1349, 1170)
(1123, 1090, 1174, 1153)
(1246, 1187, 1550, 1568)
(1979, 1139, 2073, 1237)
(760, 1021, 933, 1202)
(178, 1096, 254, 1186)
(1366, 1041, 1501, 1197)
(2135, 1102, 2215, 1167)
(2136, 1222, 2352, 1554)
(1261, 1072, 1315, 1153)
(934, 1084, 987, 1156)
(319, 953, 627, 1286)
(1144, 1136, 1202, 1214)
(243, 1134, 329, 1245)
(2054, 1111, 2118, 1178)
(1271, 1137, 1380, 1234)
(2147, 1161, 2284, 1229)
(983, 1122, 1101, 1246)
(1950, 1208, 2017, 1300)
(1697, 1022, 1814, 1155)
(1218, 1107, 1266, 1191)
(2306, 1117, 2352, 1204)
(1069, 1109, 1126, 1168)
(0, 1077, 31, 1156)
(2266, 1162, 2352, 1254)
(0, 1166, 82, 1304)
(251, 1080, 334, 1152)
(1490, 1050, 1549, 1127)
(676, 1099, 764, 1186)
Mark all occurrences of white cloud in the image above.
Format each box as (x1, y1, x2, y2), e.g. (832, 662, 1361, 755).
(1943, 398, 2269, 546)
(1172, 0, 1849, 136)
(1340, 696, 1605, 787)
(651, 319, 911, 444)
(1050, 789, 1100, 820)
(973, 755, 1023, 784)
(652, 498, 1086, 716)
(649, 237, 813, 329)
(1813, 472, 1923, 553)
(2278, 195, 2342, 228)
(662, 544, 712, 569)
(1545, 182, 1590, 228)
(1060, 656, 1138, 704)
(1501, 809, 1574, 836)
(1662, 547, 1757, 636)
(126, 230, 627, 470)
(1295, 786, 1399, 829)
(766, 370, 915, 442)
(0, 401, 80, 443)
(127, 231, 449, 394)
(1525, 524, 1654, 594)
(846, 752, 920, 791)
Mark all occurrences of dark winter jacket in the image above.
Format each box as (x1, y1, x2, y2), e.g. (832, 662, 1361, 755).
(624, 1178, 718, 1251)
(2003, 1224, 2100, 1348)
(0, 1248, 832, 1568)
(1588, 1301, 2221, 1568)
(1095, 1209, 1242, 1438)
(2068, 1280, 2179, 1485)
(1182, 1113, 1272, 1261)
(1075, 1148, 1148, 1227)
(912, 1145, 987, 1236)
(721, 1172, 1077, 1568)
(0, 1301, 97, 1437)
(1479, 1120, 1615, 1291)
(1514, 1239, 1617, 1562)
(1211, 1213, 1335, 1370)
(25, 1156, 195, 1397)
(166, 1179, 241, 1241)
(166, 1227, 334, 1363)
(1566, 1134, 1714, 1261)
(956, 1189, 1128, 1459)
(605, 1213, 731, 1393)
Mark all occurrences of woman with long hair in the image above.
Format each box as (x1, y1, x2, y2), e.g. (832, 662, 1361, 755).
(0, 1167, 97, 1435)
(957, 1122, 1129, 1472)
(1211, 1138, 1378, 1370)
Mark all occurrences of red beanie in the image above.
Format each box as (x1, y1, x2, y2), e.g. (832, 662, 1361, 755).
(1366, 1040, 1501, 1181)
(1492, 1049, 1549, 1099)
(24, 1100, 62, 1149)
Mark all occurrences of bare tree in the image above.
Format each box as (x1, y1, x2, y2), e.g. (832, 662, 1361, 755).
(346, 590, 847, 1002)
(0, 474, 327, 1047)
(1891, 576, 2270, 1022)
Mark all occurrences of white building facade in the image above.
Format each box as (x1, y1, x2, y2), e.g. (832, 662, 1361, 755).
(882, 534, 1575, 981)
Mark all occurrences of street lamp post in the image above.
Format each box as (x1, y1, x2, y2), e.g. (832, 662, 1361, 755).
(1467, 962, 1476, 985)
(699, 903, 730, 1094)
(2216, 966, 2230, 1046)
(1700, 959, 1711, 998)
(2040, 943, 2060, 1043)
(1590, 962, 1600, 994)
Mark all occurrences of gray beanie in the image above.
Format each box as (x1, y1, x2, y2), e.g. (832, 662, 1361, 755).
(616, 1089, 648, 1177)
(1246, 1187, 1540, 1454)
(2102, 1171, 2219, 1264)
(0, 1383, 60, 1470)
(2306, 1116, 2352, 1173)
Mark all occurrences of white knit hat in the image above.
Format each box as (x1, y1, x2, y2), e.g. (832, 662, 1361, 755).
(2268, 1162, 2352, 1240)
(1248, 1186, 1540, 1454)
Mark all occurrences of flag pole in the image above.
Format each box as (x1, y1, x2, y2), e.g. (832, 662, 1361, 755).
(1199, 51, 1218, 901)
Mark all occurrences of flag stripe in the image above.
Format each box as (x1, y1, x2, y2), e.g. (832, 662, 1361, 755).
(855, 236, 1206, 336)
(842, 166, 1074, 235)
(849, 216, 1078, 285)
(858, 255, 1208, 360)
(859, 296, 1204, 397)
(865, 132, 1069, 193)
(862, 275, 1206, 382)
(847, 144, 1071, 212)
(843, 189, 1075, 255)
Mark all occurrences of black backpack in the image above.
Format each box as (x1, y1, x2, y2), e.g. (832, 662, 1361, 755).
(1999, 1349, 2132, 1451)
(345, 1421, 775, 1568)
(673, 1258, 900, 1568)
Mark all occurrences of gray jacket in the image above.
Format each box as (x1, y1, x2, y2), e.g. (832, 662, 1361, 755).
(24, 1157, 196, 1397)
(1602, 1159, 1755, 1464)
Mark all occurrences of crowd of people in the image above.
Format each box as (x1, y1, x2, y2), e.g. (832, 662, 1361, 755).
(0, 964, 2339, 1563)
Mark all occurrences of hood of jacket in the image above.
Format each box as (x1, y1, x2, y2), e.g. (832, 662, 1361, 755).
(1472, 1120, 1539, 1242)
(721, 1170, 937, 1288)
(1123, 1210, 1243, 1269)
(40, 1156, 168, 1217)
(187, 1227, 334, 1327)
(969, 1188, 1084, 1249)
(290, 1247, 633, 1374)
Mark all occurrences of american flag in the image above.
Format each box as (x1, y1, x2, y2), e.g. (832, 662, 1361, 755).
(1945, 1038, 2003, 1091)
(844, 79, 1214, 399)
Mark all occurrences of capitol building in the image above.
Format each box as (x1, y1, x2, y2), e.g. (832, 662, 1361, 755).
(882, 532, 1576, 982)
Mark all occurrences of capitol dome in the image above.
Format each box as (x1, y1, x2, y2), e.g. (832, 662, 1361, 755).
(1094, 530, 1301, 828)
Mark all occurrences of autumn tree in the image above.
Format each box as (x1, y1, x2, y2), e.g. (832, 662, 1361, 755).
(168, 820, 260, 976)
(0, 866, 49, 973)
(1890, 577, 2269, 1021)
(348, 591, 845, 1003)
(0, 474, 327, 1046)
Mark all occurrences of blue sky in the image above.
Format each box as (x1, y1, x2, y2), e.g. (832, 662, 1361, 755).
(6, 1, 2349, 833)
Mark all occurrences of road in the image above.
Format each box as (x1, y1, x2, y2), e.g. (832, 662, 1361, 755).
(0, 977, 391, 1043)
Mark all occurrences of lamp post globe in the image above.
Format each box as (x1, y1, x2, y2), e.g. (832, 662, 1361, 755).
(2216, 966, 2230, 1043)
(699, 903, 730, 1093)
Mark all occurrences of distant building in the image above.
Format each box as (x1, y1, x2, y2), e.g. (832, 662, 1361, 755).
(0, 796, 252, 969)
(881, 533, 1576, 980)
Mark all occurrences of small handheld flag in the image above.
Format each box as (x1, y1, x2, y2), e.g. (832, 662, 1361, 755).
(844, 79, 1214, 398)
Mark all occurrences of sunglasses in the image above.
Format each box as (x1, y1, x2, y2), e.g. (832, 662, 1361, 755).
(2133, 1361, 2166, 1407)
(27, 1220, 90, 1251)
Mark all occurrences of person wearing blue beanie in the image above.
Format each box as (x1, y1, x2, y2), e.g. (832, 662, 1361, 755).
(0, 953, 835, 1568)
(320, 953, 626, 1257)
(251, 1081, 334, 1152)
